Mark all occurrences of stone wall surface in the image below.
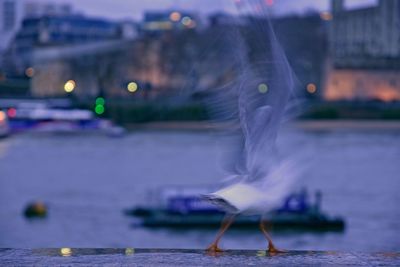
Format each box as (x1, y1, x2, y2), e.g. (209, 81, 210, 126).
(0, 249, 399, 266)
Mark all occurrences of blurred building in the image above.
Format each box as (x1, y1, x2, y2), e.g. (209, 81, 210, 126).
(6, 15, 119, 74)
(30, 40, 128, 98)
(118, 20, 139, 40)
(29, 25, 241, 99)
(208, 12, 247, 27)
(1, 0, 80, 74)
(0, 0, 17, 31)
(273, 13, 328, 99)
(24, 1, 73, 18)
(324, 0, 400, 101)
(140, 10, 199, 34)
(0, 0, 19, 53)
(0, 0, 74, 53)
(330, 0, 399, 67)
(28, 13, 327, 101)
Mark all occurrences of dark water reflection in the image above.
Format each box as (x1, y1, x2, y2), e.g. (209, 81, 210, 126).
(0, 128, 399, 251)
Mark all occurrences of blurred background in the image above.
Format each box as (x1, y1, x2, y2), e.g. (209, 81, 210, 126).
(0, 0, 399, 252)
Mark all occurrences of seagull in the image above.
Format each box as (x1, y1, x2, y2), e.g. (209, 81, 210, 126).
(204, 160, 300, 253)
(202, 0, 298, 253)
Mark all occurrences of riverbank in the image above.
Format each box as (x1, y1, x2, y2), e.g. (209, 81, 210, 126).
(125, 120, 400, 131)
(1, 249, 399, 266)
(76, 100, 400, 124)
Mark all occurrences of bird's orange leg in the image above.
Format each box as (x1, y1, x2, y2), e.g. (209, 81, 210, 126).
(259, 219, 286, 253)
(206, 214, 236, 252)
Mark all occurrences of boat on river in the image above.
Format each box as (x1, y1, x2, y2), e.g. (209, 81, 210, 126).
(0, 110, 10, 138)
(5, 105, 124, 136)
(125, 186, 345, 231)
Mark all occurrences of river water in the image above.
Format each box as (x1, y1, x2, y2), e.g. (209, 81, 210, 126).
(0, 125, 399, 252)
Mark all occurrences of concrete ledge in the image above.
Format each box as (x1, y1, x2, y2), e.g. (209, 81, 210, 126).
(1, 249, 399, 266)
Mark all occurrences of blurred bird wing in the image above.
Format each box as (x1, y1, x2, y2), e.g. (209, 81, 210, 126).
(205, 3, 296, 184)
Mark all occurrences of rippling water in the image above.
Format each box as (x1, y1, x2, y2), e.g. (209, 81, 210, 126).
(0, 126, 399, 251)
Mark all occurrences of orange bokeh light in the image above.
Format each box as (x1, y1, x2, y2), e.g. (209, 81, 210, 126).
(170, 12, 181, 22)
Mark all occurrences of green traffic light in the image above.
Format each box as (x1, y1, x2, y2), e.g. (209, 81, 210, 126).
(95, 97, 105, 106)
(95, 105, 105, 115)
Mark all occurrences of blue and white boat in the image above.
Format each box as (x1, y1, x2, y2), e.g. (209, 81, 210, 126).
(5, 105, 124, 136)
(125, 186, 346, 231)
(0, 110, 10, 138)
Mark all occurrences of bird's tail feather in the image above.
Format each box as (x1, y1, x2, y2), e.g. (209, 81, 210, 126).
(201, 194, 239, 214)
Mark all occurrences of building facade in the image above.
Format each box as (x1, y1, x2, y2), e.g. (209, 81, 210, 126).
(324, 0, 400, 101)
(0, 0, 17, 31)
(24, 1, 73, 18)
(0, 0, 74, 52)
(6, 14, 119, 74)
(140, 11, 199, 34)
(29, 14, 326, 100)
(0, 0, 19, 53)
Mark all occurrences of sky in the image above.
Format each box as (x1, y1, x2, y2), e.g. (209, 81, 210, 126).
(28, 0, 378, 21)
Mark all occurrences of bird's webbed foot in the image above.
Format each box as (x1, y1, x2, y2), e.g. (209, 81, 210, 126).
(206, 243, 224, 253)
(268, 245, 287, 254)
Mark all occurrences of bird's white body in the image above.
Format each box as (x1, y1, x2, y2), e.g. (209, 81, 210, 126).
(206, 183, 272, 215)
(204, 159, 301, 216)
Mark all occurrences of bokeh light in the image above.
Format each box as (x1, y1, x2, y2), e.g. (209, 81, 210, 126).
(7, 108, 17, 118)
(60, 248, 72, 257)
(320, 12, 333, 21)
(95, 105, 105, 115)
(127, 82, 138, 93)
(181, 16, 192, 27)
(95, 97, 105, 106)
(170, 12, 181, 22)
(307, 83, 317, 94)
(256, 250, 267, 257)
(265, 0, 274, 6)
(125, 248, 135, 255)
(0, 111, 6, 122)
(25, 67, 35, 78)
(258, 83, 269, 94)
(64, 80, 76, 93)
